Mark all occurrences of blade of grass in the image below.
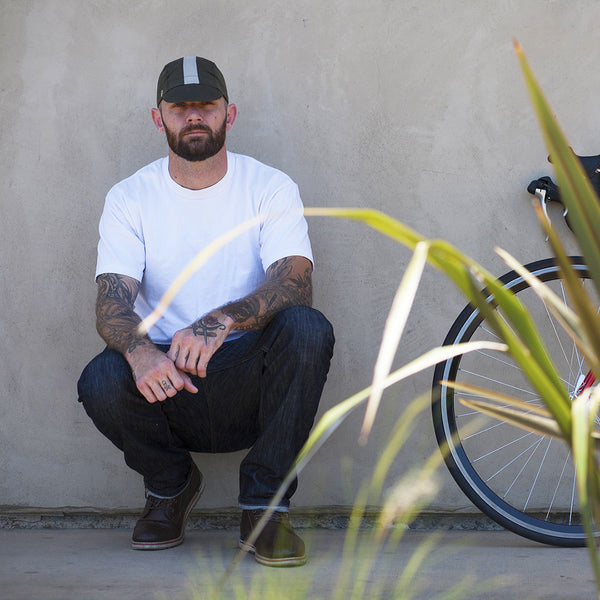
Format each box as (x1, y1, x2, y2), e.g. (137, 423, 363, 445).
(470, 266, 573, 433)
(362, 241, 430, 443)
(370, 393, 438, 504)
(515, 40, 600, 296)
(444, 380, 553, 417)
(332, 482, 370, 600)
(532, 203, 600, 366)
(392, 531, 444, 600)
(495, 246, 600, 400)
(422, 239, 573, 429)
(572, 387, 600, 588)
(459, 398, 566, 440)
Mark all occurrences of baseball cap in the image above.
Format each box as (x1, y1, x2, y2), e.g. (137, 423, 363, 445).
(156, 56, 228, 106)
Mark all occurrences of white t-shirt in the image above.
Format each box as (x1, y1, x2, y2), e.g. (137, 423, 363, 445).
(96, 151, 313, 344)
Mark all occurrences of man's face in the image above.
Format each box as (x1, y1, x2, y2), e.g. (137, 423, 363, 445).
(158, 99, 228, 162)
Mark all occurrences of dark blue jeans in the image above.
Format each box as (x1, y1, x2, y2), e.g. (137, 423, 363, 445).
(77, 306, 334, 508)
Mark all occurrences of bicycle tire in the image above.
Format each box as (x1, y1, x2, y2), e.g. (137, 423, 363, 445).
(432, 256, 597, 547)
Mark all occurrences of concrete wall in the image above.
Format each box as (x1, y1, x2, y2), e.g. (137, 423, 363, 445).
(1, 0, 597, 514)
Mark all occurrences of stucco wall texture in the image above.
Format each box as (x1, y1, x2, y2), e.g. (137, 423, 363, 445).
(1, 1, 597, 515)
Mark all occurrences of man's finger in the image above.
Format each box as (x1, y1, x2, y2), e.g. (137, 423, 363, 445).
(181, 371, 199, 393)
(137, 381, 159, 404)
(181, 351, 198, 375)
(169, 366, 199, 394)
(166, 345, 179, 362)
(160, 377, 178, 398)
(196, 355, 211, 378)
(173, 344, 194, 373)
(147, 378, 168, 402)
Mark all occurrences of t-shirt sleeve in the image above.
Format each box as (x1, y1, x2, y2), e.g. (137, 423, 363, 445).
(258, 180, 313, 272)
(95, 188, 146, 282)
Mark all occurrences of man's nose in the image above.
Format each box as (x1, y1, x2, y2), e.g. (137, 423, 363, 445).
(186, 107, 204, 121)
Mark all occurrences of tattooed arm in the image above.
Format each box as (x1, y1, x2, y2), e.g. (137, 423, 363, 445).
(95, 273, 147, 355)
(222, 255, 313, 329)
(95, 273, 198, 403)
(167, 256, 313, 377)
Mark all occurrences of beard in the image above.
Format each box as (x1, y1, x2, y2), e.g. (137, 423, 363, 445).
(163, 115, 227, 162)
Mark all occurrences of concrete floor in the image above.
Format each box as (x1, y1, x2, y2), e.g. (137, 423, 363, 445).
(0, 527, 597, 600)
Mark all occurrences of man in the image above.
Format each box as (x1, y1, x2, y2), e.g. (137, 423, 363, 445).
(77, 56, 334, 567)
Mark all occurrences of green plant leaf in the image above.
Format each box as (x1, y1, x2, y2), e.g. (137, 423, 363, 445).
(496, 246, 600, 381)
(451, 380, 600, 447)
(460, 397, 566, 440)
(515, 41, 600, 298)
(540, 213, 600, 369)
(362, 241, 430, 443)
(445, 380, 553, 417)
(455, 266, 573, 436)
(571, 387, 600, 584)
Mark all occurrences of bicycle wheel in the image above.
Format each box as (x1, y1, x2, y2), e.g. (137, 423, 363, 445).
(432, 256, 598, 547)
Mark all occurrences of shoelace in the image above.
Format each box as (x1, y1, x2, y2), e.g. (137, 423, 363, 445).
(246, 509, 291, 531)
(142, 492, 179, 520)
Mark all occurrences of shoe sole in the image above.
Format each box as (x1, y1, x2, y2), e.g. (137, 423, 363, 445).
(131, 475, 205, 551)
(238, 539, 307, 567)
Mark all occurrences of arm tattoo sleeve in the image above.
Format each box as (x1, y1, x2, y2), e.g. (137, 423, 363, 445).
(95, 274, 148, 354)
(221, 256, 313, 331)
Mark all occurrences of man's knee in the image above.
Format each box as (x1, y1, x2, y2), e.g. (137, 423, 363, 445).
(271, 305, 335, 360)
(77, 347, 135, 417)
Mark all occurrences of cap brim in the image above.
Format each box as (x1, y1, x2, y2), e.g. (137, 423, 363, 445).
(161, 84, 225, 104)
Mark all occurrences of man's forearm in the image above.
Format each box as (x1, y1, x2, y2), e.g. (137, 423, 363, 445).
(218, 256, 313, 332)
(95, 273, 151, 356)
(96, 274, 199, 401)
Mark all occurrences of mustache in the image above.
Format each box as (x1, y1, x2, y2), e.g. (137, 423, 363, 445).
(181, 124, 211, 135)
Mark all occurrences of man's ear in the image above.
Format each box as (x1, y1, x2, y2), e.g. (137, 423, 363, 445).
(226, 103, 237, 131)
(151, 107, 164, 133)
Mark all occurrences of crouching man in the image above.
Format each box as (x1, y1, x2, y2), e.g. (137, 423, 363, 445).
(77, 56, 334, 567)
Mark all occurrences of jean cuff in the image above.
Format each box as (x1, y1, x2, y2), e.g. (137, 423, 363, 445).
(239, 504, 288, 512)
(146, 489, 178, 500)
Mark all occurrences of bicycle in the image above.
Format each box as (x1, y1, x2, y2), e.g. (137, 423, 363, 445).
(431, 152, 600, 547)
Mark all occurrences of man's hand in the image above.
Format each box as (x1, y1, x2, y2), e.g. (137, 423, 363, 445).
(167, 312, 233, 378)
(128, 344, 199, 403)
(95, 273, 199, 402)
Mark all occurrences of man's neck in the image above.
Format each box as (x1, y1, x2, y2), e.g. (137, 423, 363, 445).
(167, 146, 228, 190)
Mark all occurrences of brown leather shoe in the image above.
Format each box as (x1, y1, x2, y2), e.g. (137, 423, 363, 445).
(239, 509, 306, 567)
(131, 463, 204, 550)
